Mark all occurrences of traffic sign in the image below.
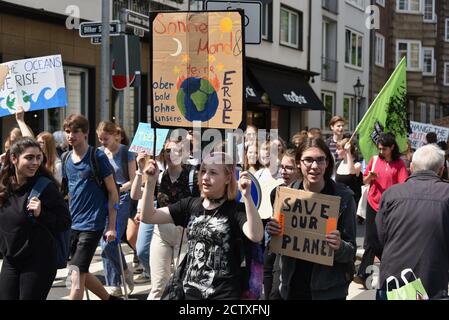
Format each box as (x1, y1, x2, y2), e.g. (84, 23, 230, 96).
(79, 20, 121, 37)
(91, 37, 101, 45)
(121, 9, 150, 32)
(205, 0, 262, 44)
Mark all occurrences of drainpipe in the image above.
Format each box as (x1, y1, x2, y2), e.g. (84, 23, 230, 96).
(307, 0, 312, 77)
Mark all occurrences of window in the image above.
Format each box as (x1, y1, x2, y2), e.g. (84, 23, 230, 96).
(423, 0, 435, 22)
(396, 0, 421, 13)
(409, 100, 415, 121)
(346, 0, 364, 9)
(396, 40, 421, 71)
(344, 95, 357, 131)
(422, 47, 435, 75)
(280, 6, 302, 49)
(345, 29, 363, 68)
(446, 19, 449, 42)
(321, 92, 335, 130)
(429, 104, 435, 122)
(420, 102, 427, 123)
(261, 3, 273, 41)
(444, 63, 449, 86)
(376, 0, 385, 7)
(375, 33, 385, 67)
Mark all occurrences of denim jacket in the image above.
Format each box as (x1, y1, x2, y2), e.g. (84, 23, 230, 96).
(279, 180, 357, 300)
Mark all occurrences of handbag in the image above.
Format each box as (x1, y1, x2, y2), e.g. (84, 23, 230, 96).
(161, 253, 187, 300)
(386, 268, 429, 300)
(161, 216, 189, 300)
(356, 156, 378, 219)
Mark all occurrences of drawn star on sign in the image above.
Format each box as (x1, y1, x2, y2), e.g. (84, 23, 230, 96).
(181, 54, 190, 63)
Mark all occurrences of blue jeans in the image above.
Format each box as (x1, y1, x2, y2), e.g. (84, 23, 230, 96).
(136, 222, 154, 275)
(101, 192, 130, 286)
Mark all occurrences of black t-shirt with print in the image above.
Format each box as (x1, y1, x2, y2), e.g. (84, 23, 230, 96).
(169, 197, 247, 300)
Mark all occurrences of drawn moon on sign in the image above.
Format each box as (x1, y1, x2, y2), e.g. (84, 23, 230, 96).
(170, 38, 182, 57)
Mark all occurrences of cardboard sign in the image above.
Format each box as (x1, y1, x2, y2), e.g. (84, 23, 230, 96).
(270, 187, 341, 266)
(129, 122, 169, 156)
(0, 65, 9, 87)
(0, 55, 67, 117)
(151, 11, 244, 129)
(409, 121, 449, 149)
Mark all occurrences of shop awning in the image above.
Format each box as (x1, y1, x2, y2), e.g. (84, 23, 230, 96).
(248, 63, 325, 111)
(245, 74, 262, 104)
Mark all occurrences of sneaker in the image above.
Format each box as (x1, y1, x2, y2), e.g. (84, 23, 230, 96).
(133, 264, 144, 275)
(108, 286, 123, 297)
(124, 269, 135, 294)
(134, 272, 151, 284)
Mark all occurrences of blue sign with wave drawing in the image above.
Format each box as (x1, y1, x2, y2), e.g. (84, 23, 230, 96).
(0, 55, 67, 118)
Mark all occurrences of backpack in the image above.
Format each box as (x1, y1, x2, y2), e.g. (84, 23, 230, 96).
(28, 176, 71, 269)
(61, 146, 120, 199)
(227, 201, 264, 300)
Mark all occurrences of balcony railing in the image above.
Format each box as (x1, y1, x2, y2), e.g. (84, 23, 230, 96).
(322, 0, 339, 14)
(321, 57, 338, 82)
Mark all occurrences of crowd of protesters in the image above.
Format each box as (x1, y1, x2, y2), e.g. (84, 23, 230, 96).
(1, 108, 449, 301)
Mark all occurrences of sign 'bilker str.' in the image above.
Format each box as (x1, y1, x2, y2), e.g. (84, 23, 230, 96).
(270, 187, 340, 266)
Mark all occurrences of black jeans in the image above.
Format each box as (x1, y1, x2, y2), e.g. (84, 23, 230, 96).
(263, 250, 281, 300)
(357, 203, 383, 280)
(0, 256, 57, 300)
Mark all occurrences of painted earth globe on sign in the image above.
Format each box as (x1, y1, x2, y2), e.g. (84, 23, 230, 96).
(176, 77, 219, 122)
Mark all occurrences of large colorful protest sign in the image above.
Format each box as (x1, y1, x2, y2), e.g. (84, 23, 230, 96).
(270, 187, 340, 266)
(0, 55, 67, 117)
(409, 121, 449, 149)
(151, 11, 244, 129)
(129, 122, 170, 156)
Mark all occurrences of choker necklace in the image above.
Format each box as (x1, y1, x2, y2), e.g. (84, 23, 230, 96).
(206, 196, 225, 204)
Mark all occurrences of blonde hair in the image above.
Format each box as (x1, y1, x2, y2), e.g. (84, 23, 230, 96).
(198, 152, 237, 200)
(96, 121, 121, 137)
(37, 131, 58, 175)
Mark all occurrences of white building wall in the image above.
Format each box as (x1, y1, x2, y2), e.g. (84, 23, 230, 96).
(245, 0, 308, 70)
(308, 0, 371, 134)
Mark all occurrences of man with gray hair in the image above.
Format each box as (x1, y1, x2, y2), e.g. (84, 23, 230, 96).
(375, 144, 449, 299)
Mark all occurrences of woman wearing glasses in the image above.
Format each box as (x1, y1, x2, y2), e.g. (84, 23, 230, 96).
(267, 137, 356, 300)
(264, 149, 302, 300)
(140, 152, 263, 300)
(354, 133, 408, 288)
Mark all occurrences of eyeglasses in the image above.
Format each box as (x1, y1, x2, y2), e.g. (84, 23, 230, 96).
(280, 165, 296, 172)
(300, 157, 327, 167)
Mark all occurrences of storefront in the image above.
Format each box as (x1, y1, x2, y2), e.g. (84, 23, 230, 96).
(245, 58, 325, 142)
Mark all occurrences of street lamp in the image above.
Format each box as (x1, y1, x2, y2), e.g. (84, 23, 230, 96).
(353, 77, 365, 125)
(353, 77, 365, 99)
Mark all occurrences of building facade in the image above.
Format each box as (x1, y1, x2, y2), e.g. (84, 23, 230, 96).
(1, 0, 326, 146)
(369, 0, 449, 125)
(308, 0, 371, 135)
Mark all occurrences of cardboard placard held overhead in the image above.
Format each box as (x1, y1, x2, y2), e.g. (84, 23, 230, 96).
(151, 11, 244, 129)
(270, 187, 341, 266)
(0, 65, 9, 87)
(129, 123, 170, 156)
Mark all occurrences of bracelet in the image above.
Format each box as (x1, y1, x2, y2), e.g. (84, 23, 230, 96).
(136, 170, 143, 176)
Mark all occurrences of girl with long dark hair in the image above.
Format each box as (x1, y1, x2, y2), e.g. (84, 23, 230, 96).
(0, 137, 71, 299)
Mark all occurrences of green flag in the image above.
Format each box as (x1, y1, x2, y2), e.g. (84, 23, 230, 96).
(356, 57, 408, 162)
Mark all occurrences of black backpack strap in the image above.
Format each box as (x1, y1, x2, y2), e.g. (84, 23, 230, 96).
(61, 150, 72, 179)
(27, 176, 52, 221)
(89, 146, 102, 187)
